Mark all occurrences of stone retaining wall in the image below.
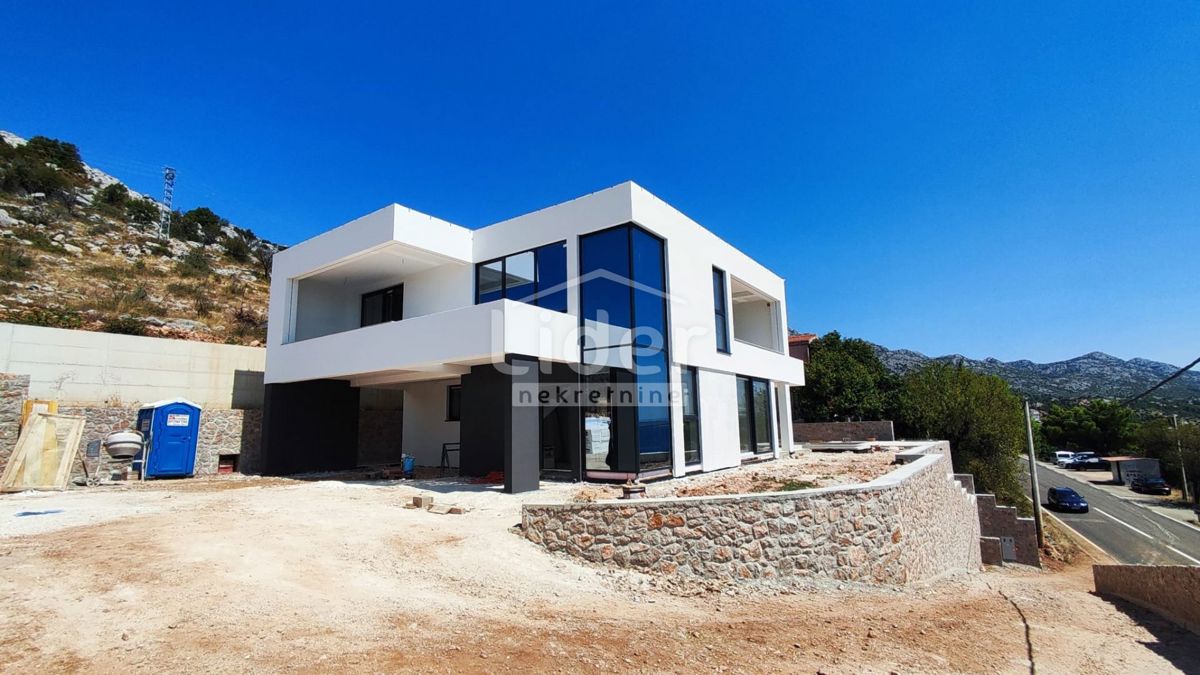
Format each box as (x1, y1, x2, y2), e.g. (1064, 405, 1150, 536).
(522, 443, 981, 584)
(57, 406, 262, 479)
(976, 494, 1040, 567)
(1094, 565, 1200, 635)
(0, 373, 29, 470)
(793, 420, 895, 443)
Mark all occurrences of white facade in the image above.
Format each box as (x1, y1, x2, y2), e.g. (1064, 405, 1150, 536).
(265, 182, 804, 479)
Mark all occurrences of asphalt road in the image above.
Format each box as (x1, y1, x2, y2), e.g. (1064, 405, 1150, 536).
(1033, 462, 1200, 565)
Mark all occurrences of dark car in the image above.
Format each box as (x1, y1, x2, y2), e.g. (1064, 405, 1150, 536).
(1130, 477, 1172, 495)
(1048, 486, 1089, 512)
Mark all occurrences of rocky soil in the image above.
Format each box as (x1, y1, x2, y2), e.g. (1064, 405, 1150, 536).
(1, 476, 1196, 673)
(0, 130, 275, 345)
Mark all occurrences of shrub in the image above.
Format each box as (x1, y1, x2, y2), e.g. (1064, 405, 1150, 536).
(174, 248, 212, 277)
(193, 294, 215, 317)
(126, 197, 161, 227)
(101, 316, 146, 336)
(86, 264, 127, 282)
(221, 234, 252, 263)
(230, 304, 266, 342)
(16, 307, 83, 329)
(165, 281, 204, 298)
(0, 243, 33, 281)
(11, 226, 60, 252)
(94, 183, 130, 210)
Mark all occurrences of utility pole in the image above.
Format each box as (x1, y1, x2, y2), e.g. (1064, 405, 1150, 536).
(1025, 400, 1045, 547)
(1173, 414, 1191, 503)
(159, 166, 176, 239)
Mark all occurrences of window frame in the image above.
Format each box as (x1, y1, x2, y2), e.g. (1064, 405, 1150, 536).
(681, 365, 702, 467)
(474, 240, 568, 311)
(713, 267, 731, 354)
(445, 384, 462, 422)
(577, 222, 674, 477)
(360, 283, 404, 327)
(736, 374, 773, 456)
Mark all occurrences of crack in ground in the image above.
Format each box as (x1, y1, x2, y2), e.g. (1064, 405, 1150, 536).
(993, 585, 1036, 675)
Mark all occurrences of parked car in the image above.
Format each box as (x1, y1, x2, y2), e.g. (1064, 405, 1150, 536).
(1054, 451, 1076, 468)
(1066, 453, 1110, 471)
(1130, 477, 1172, 495)
(1048, 487, 1089, 513)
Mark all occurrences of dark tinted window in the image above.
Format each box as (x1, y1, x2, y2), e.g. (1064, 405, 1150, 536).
(446, 385, 461, 421)
(681, 366, 701, 466)
(475, 242, 567, 312)
(713, 268, 730, 353)
(580, 226, 633, 331)
(477, 261, 503, 303)
(535, 242, 567, 312)
(361, 284, 403, 327)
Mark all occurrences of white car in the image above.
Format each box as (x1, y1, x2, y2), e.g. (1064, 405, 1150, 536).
(1054, 451, 1076, 468)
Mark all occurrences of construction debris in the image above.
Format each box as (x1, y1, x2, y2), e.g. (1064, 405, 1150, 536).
(1, 413, 86, 492)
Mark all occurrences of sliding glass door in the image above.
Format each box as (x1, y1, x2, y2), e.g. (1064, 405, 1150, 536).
(737, 376, 773, 455)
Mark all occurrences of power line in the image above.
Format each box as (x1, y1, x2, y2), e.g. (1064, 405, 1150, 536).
(1121, 353, 1200, 406)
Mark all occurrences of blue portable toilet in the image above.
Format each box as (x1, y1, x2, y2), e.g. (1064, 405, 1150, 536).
(136, 398, 201, 478)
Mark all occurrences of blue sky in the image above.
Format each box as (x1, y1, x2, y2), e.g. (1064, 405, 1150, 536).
(2, 2, 1197, 366)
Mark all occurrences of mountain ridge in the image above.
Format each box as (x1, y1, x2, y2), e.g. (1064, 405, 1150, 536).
(871, 342, 1200, 414)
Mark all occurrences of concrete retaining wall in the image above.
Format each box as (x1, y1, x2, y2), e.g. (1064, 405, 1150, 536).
(521, 442, 981, 584)
(0, 322, 265, 408)
(1094, 565, 1200, 635)
(793, 420, 895, 443)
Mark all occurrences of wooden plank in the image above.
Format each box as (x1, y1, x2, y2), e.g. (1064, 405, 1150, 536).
(0, 413, 86, 492)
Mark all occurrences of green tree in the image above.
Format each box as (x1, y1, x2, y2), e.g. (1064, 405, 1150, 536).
(1135, 418, 1200, 503)
(94, 183, 130, 212)
(1041, 400, 1139, 455)
(895, 363, 1027, 506)
(792, 331, 896, 422)
(125, 197, 161, 226)
(178, 207, 227, 244)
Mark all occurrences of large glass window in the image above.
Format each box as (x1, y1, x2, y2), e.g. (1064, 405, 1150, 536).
(713, 268, 730, 353)
(579, 224, 672, 474)
(737, 375, 773, 455)
(477, 261, 503, 303)
(361, 284, 403, 327)
(474, 242, 567, 312)
(535, 242, 567, 312)
(681, 366, 701, 466)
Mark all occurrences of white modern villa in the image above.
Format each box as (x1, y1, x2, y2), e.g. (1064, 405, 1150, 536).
(262, 182, 805, 492)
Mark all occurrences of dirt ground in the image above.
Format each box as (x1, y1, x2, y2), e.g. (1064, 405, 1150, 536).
(1, 476, 1198, 674)
(573, 450, 900, 501)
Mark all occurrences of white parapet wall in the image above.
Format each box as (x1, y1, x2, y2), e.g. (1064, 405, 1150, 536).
(0, 322, 266, 409)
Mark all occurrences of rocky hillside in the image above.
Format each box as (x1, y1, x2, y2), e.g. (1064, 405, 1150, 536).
(874, 344, 1200, 415)
(0, 131, 278, 345)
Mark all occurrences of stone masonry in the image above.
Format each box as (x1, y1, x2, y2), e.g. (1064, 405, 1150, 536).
(975, 494, 1040, 567)
(1094, 565, 1200, 636)
(57, 406, 263, 479)
(522, 443, 981, 584)
(793, 420, 895, 443)
(0, 373, 30, 470)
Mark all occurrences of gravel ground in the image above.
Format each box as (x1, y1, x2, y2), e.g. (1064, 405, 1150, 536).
(1, 477, 1197, 673)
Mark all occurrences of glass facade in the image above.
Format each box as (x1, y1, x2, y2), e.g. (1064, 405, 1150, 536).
(579, 224, 671, 474)
(737, 375, 773, 454)
(474, 242, 568, 312)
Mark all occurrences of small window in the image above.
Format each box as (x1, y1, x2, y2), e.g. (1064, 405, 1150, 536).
(681, 366, 701, 466)
(361, 284, 403, 327)
(446, 385, 462, 421)
(713, 268, 730, 353)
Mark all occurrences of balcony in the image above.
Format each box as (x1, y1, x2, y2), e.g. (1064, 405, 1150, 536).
(265, 300, 579, 385)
